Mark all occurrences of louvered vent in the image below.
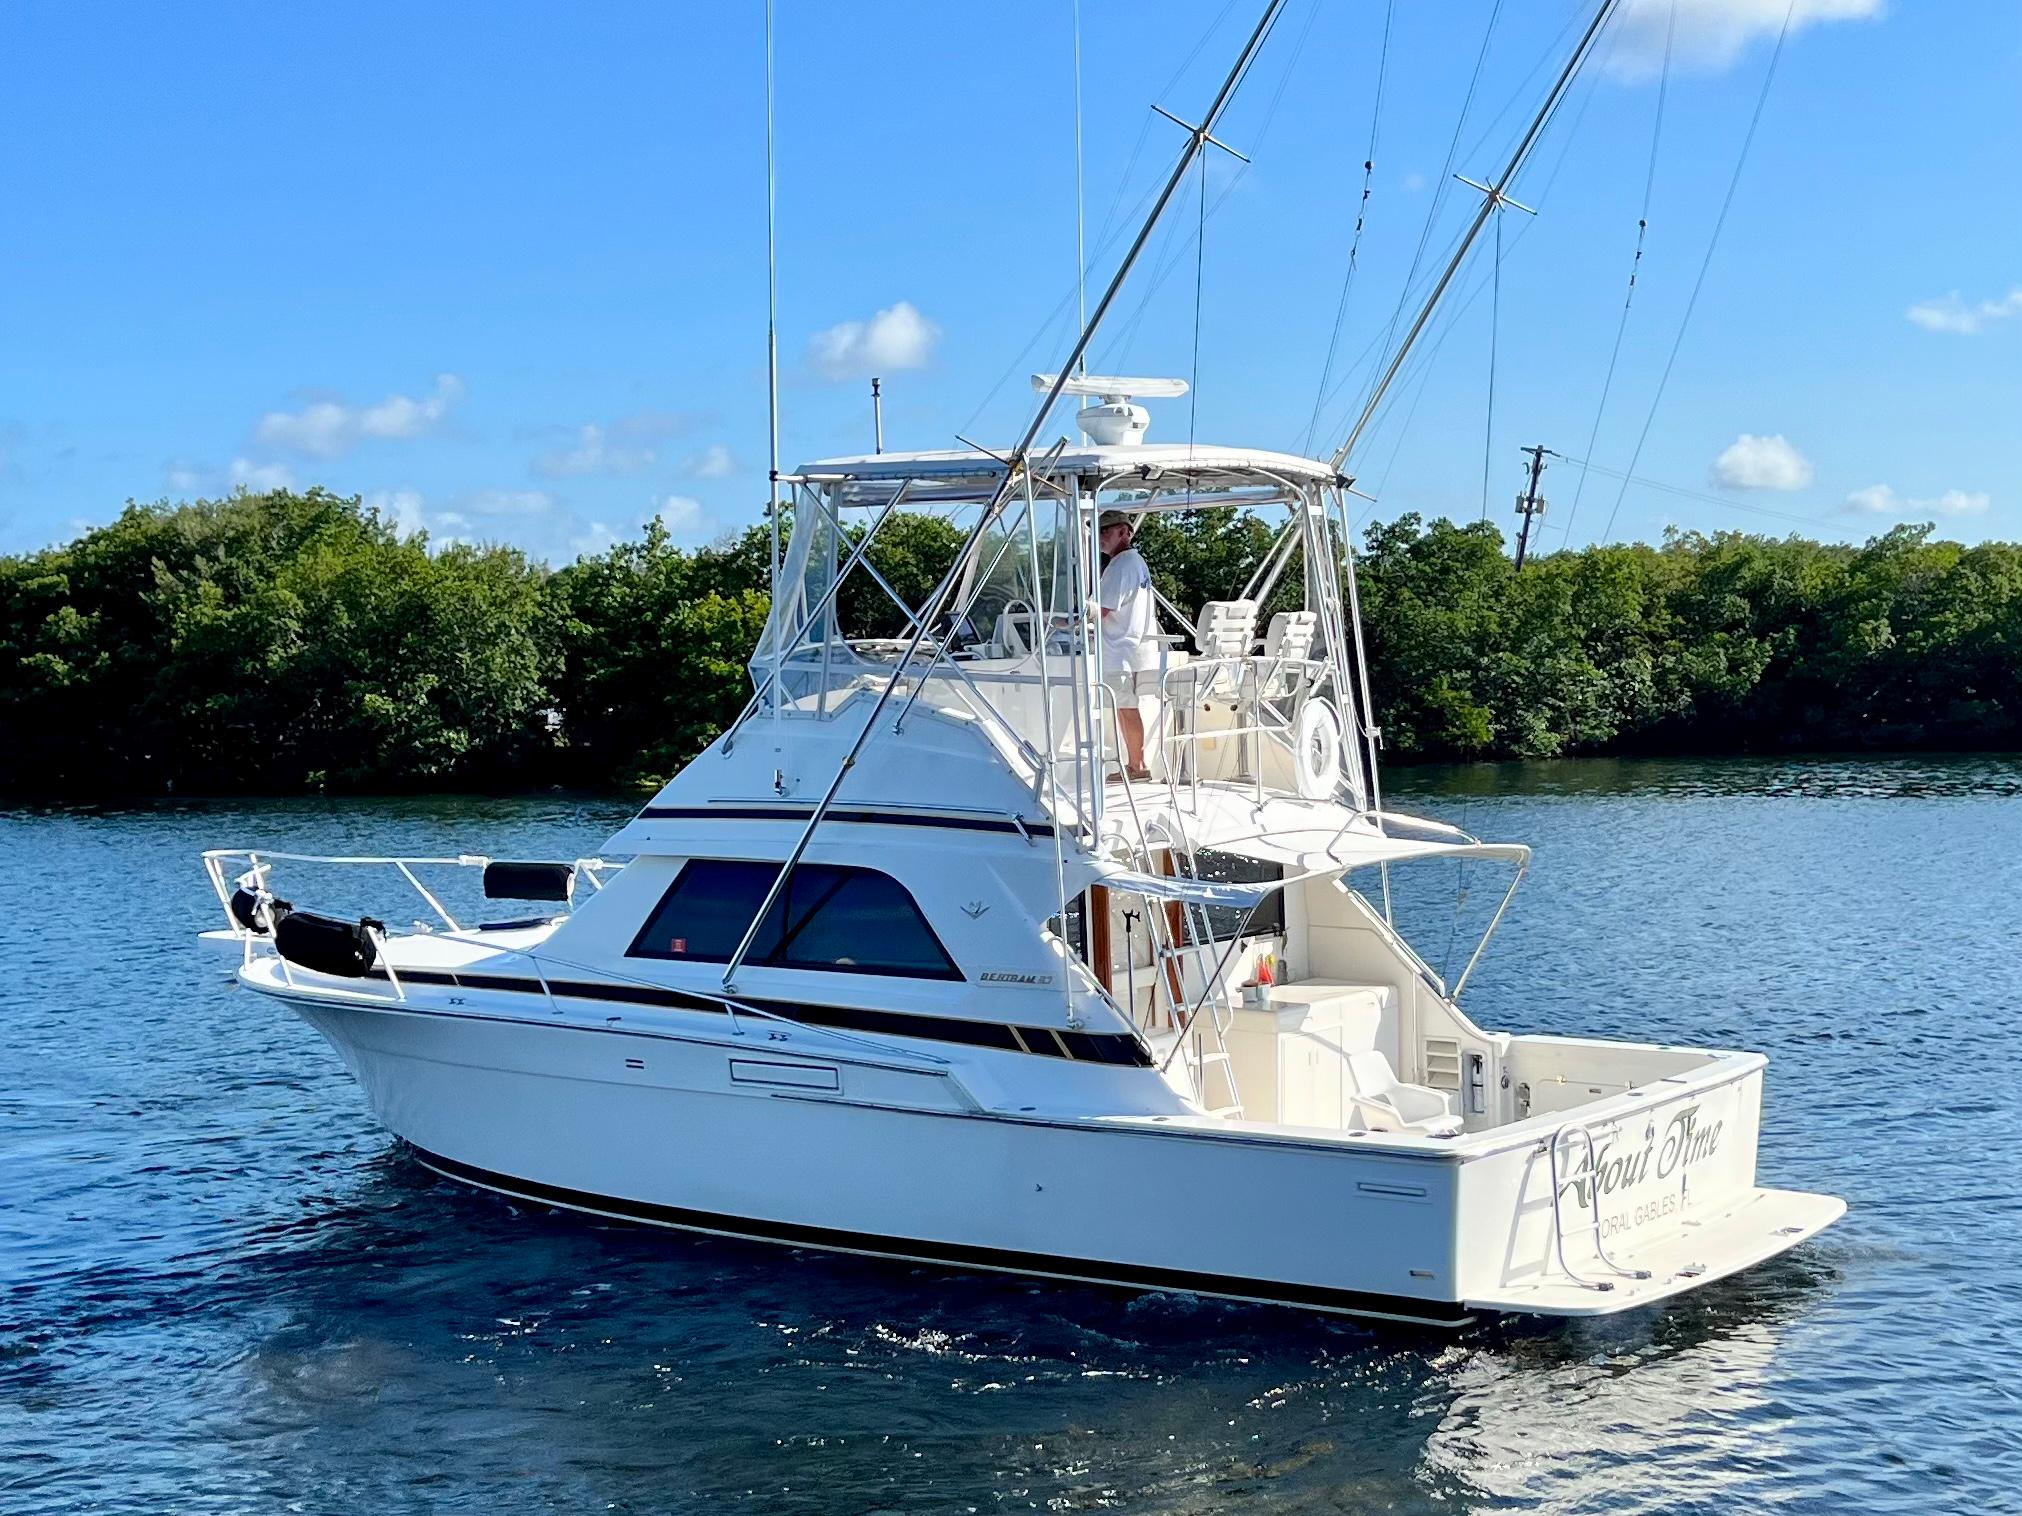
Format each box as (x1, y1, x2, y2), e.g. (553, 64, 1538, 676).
(1422, 1037, 1463, 1091)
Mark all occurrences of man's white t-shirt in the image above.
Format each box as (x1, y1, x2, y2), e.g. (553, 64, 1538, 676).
(1098, 547, 1158, 674)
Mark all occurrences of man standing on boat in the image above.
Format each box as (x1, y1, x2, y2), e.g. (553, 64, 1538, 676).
(1096, 510, 1156, 782)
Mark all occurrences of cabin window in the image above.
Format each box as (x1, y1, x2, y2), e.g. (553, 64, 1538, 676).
(627, 859, 962, 980)
(1181, 850, 1286, 943)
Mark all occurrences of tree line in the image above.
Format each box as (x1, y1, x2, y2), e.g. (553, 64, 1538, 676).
(2, 487, 2017, 797)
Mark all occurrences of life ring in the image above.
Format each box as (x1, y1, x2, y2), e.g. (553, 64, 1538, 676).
(1294, 699, 1342, 800)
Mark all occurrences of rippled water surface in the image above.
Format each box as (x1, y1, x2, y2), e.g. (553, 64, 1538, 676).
(4, 756, 2020, 1513)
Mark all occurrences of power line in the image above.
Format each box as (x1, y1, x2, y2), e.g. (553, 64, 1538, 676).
(1556, 452, 1856, 536)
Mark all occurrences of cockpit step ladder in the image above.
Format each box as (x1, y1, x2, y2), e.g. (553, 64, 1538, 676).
(1147, 931, 1244, 1121)
(1189, 1047, 1244, 1118)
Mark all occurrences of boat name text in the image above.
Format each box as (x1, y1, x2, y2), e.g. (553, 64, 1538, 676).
(1560, 1103, 1723, 1209)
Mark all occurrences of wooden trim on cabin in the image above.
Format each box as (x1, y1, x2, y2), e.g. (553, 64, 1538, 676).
(1088, 885, 1113, 994)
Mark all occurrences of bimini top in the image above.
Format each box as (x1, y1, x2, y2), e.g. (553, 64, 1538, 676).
(795, 443, 1342, 494)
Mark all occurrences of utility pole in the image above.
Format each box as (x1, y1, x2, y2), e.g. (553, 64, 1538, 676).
(1513, 444, 1553, 570)
(871, 376, 884, 454)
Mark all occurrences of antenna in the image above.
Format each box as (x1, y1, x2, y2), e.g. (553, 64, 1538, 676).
(763, 0, 783, 721)
(871, 376, 884, 454)
(1072, 0, 1087, 372)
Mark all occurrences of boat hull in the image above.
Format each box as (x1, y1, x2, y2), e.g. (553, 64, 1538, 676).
(281, 991, 1834, 1327)
(290, 994, 1481, 1323)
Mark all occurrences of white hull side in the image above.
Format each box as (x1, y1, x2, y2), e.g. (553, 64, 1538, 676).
(290, 996, 1477, 1323)
(275, 990, 1841, 1326)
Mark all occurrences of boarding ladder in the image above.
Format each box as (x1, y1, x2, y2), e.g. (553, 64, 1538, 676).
(1544, 1119, 1654, 1291)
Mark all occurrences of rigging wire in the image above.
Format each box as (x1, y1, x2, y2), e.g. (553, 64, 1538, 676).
(958, 0, 1243, 436)
(1314, 0, 1588, 458)
(1454, 5, 1592, 173)
(1091, 0, 1239, 256)
(1100, 0, 1320, 371)
(1300, 0, 1394, 456)
(1341, 0, 1504, 447)
(1560, 0, 1675, 547)
(1330, 0, 1625, 480)
(1600, 0, 1798, 545)
(1362, 56, 1612, 500)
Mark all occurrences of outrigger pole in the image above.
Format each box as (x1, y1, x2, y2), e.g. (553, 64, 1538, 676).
(721, 0, 1289, 991)
(1328, 0, 1622, 474)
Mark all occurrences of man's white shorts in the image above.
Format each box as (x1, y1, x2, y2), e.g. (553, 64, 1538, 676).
(1104, 652, 1160, 704)
(1104, 668, 1142, 702)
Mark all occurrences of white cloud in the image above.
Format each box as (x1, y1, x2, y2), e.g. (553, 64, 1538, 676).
(564, 495, 715, 561)
(683, 443, 738, 479)
(164, 459, 205, 492)
(1905, 286, 2022, 336)
(567, 520, 620, 559)
(361, 483, 715, 564)
(368, 488, 470, 546)
(531, 423, 657, 478)
(1842, 483, 1989, 517)
(1710, 433, 1813, 491)
(255, 374, 464, 458)
(656, 493, 711, 537)
(230, 457, 296, 492)
(366, 485, 555, 549)
(807, 301, 939, 380)
(1607, 0, 1881, 77)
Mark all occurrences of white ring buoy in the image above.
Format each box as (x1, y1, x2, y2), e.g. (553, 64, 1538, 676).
(1294, 699, 1342, 800)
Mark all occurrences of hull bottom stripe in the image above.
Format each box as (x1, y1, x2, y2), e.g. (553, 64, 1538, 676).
(405, 1144, 1474, 1328)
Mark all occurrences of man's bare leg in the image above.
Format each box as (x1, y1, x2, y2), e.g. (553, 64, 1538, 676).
(1118, 707, 1148, 778)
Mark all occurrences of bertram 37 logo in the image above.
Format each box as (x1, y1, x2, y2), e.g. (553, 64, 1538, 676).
(1558, 1102, 1723, 1208)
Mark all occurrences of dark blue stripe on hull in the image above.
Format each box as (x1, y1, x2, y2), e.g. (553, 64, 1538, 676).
(365, 967, 1152, 1067)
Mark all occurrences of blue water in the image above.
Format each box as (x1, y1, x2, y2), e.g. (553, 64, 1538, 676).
(4, 758, 2020, 1513)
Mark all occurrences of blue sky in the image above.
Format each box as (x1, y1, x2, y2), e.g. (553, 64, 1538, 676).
(2, 0, 2016, 562)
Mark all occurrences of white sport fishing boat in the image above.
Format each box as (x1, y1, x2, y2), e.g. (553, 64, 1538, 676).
(196, 0, 1840, 1325)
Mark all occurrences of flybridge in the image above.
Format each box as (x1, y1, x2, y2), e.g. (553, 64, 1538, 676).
(791, 443, 1341, 500)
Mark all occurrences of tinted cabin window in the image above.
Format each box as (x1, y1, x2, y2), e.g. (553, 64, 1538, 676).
(1181, 850, 1286, 944)
(628, 860, 961, 980)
